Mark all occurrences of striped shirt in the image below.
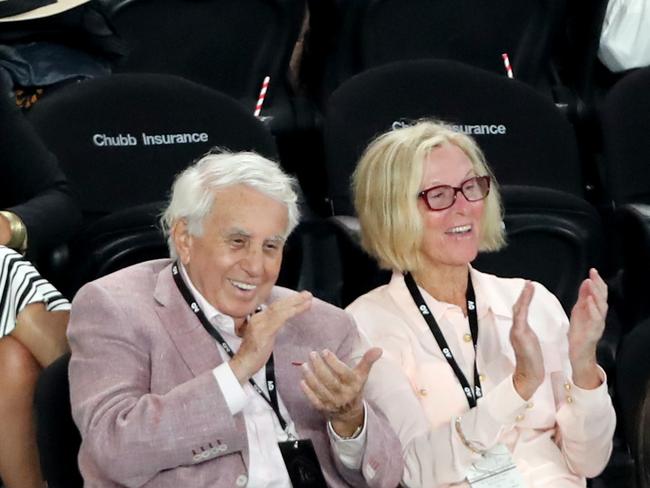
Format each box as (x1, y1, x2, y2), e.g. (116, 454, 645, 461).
(0, 245, 70, 337)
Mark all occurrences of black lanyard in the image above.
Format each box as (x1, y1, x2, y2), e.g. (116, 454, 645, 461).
(171, 262, 289, 431)
(404, 271, 483, 409)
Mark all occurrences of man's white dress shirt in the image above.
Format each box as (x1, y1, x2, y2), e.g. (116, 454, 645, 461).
(180, 265, 366, 487)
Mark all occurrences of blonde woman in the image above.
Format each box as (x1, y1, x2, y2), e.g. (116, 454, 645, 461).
(347, 120, 615, 487)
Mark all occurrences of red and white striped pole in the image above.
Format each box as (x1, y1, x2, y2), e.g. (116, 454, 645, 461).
(501, 53, 514, 79)
(254, 76, 270, 117)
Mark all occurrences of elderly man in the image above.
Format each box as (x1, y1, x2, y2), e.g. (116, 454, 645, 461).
(67, 150, 403, 487)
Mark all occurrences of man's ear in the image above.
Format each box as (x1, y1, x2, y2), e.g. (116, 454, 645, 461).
(171, 220, 192, 265)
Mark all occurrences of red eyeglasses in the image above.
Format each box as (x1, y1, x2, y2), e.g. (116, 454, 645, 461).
(418, 176, 491, 211)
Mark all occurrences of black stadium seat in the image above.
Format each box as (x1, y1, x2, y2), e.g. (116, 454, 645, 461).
(27, 73, 278, 218)
(65, 201, 169, 288)
(305, 0, 568, 105)
(600, 67, 650, 207)
(26, 73, 278, 294)
(599, 67, 650, 328)
(323, 59, 585, 216)
(473, 186, 605, 313)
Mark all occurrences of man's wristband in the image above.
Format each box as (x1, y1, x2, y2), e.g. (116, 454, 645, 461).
(0, 211, 28, 253)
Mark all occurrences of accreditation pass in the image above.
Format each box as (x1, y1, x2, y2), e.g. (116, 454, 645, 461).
(465, 444, 525, 487)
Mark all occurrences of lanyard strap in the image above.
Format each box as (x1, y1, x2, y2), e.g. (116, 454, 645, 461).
(171, 262, 288, 431)
(403, 271, 483, 409)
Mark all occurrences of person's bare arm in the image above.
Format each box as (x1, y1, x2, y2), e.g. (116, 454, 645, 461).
(11, 303, 69, 367)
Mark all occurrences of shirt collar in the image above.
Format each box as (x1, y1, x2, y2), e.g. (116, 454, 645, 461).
(179, 263, 237, 337)
(390, 265, 513, 322)
(417, 282, 459, 320)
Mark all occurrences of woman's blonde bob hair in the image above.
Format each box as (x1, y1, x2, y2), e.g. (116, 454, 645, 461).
(352, 119, 506, 273)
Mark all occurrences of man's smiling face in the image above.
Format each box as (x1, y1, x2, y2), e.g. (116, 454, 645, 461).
(175, 184, 288, 328)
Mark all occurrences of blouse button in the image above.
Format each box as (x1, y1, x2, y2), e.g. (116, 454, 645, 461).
(515, 414, 525, 422)
(463, 333, 472, 343)
(419, 388, 428, 396)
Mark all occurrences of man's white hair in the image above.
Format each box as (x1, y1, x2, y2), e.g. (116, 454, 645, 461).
(161, 150, 300, 258)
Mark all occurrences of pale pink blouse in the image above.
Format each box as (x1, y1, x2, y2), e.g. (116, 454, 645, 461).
(347, 268, 616, 488)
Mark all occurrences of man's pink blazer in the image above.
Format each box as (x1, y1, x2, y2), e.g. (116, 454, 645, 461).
(68, 259, 403, 487)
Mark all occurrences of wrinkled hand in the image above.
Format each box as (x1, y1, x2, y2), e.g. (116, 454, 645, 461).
(568, 268, 607, 389)
(510, 281, 545, 400)
(301, 347, 382, 437)
(230, 291, 312, 384)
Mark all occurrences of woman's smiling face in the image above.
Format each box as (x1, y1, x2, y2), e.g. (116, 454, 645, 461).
(417, 142, 485, 270)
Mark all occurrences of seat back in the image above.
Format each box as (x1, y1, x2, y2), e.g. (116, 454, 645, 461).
(310, 0, 567, 103)
(35, 352, 83, 488)
(26, 73, 277, 293)
(327, 218, 391, 308)
(63, 201, 169, 291)
(105, 0, 305, 109)
(278, 219, 346, 306)
(64, 205, 345, 306)
(323, 59, 584, 215)
(474, 186, 605, 312)
(27, 73, 277, 219)
(600, 66, 650, 206)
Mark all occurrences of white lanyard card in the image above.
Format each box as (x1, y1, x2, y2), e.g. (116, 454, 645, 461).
(465, 443, 525, 488)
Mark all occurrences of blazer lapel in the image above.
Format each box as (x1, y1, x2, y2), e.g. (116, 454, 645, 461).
(260, 287, 321, 431)
(153, 263, 224, 377)
(151, 263, 255, 470)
